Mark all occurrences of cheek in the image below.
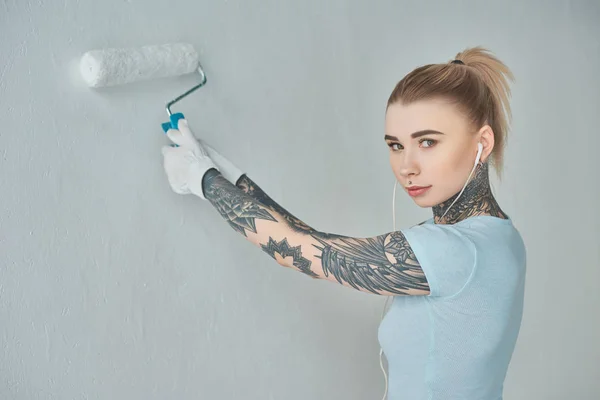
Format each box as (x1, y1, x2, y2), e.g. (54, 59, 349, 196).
(433, 143, 471, 167)
(425, 151, 468, 185)
(422, 152, 453, 175)
(435, 153, 474, 188)
(389, 154, 400, 174)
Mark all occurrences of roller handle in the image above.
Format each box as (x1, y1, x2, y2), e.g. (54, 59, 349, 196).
(162, 112, 186, 133)
(162, 113, 186, 147)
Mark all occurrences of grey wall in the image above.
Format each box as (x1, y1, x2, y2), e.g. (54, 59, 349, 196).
(1, 0, 599, 399)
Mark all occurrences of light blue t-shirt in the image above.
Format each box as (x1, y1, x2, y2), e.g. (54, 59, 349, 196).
(378, 216, 526, 400)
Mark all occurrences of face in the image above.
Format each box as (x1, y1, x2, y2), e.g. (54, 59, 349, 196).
(384, 98, 483, 208)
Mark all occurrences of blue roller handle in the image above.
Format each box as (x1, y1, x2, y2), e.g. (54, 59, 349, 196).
(162, 112, 185, 133)
(162, 112, 185, 147)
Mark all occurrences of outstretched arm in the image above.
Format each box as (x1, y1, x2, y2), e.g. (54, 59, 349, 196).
(236, 175, 429, 231)
(235, 174, 318, 234)
(203, 169, 430, 296)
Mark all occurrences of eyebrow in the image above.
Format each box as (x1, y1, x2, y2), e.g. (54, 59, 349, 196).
(384, 130, 445, 141)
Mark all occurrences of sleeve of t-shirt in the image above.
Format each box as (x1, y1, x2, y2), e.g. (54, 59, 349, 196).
(400, 224, 477, 298)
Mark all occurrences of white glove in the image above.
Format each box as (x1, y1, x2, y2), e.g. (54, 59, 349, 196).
(200, 141, 245, 185)
(161, 119, 219, 200)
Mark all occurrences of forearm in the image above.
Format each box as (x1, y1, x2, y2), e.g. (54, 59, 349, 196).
(234, 174, 317, 234)
(202, 169, 321, 279)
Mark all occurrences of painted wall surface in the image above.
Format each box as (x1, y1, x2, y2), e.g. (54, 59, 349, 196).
(1, 0, 599, 399)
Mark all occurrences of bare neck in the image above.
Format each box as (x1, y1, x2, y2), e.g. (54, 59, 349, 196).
(432, 162, 508, 225)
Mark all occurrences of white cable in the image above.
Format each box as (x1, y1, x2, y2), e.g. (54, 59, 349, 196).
(379, 296, 391, 400)
(440, 158, 480, 221)
(378, 180, 398, 400)
(392, 180, 398, 231)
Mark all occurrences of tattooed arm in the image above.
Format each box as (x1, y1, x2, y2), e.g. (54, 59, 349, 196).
(234, 174, 318, 233)
(203, 169, 430, 296)
(238, 174, 429, 231)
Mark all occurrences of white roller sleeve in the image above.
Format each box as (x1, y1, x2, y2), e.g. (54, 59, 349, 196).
(80, 43, 200, 87)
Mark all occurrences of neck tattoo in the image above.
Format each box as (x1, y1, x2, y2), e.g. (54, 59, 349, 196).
(432, 162, 508, 225)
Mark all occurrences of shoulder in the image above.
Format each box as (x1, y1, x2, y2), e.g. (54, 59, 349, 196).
(402, 215, 521, 254)
(454, 216, 526, 264)
(454, 215, 519, 239)
(402, 215, 519, 257)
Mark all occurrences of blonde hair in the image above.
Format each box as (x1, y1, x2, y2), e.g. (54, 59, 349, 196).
(387, 47, 515, 179)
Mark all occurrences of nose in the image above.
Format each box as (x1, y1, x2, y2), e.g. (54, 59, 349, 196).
(396, 150, 419, 181)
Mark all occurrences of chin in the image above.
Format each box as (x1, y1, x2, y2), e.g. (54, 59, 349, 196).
(412, 199, 435, 208)
(408, 192, 438, 208)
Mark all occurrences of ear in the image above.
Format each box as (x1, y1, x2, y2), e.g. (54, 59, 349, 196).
(478, 125, 495, 163)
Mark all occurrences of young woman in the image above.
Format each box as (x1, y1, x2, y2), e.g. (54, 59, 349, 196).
(161, 46, 526, 400)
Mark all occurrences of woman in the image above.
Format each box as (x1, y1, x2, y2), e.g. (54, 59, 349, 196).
(161, 46, 526, 400)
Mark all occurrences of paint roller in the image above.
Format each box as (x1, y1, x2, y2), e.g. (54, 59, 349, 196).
(79, 43, 206, 131)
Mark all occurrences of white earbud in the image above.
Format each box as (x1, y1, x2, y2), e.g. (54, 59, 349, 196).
(475, 142, 483, 167)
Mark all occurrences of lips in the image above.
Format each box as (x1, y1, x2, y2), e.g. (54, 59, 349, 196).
(406, 185, 431, 197)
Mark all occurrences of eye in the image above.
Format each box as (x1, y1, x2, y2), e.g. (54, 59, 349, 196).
(387, 139, 436, 151)
(420, 139, 437, 148)
(387, 142, 402, 151)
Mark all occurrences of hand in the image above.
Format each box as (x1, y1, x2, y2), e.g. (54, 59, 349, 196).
(161, 119, 218, 200)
